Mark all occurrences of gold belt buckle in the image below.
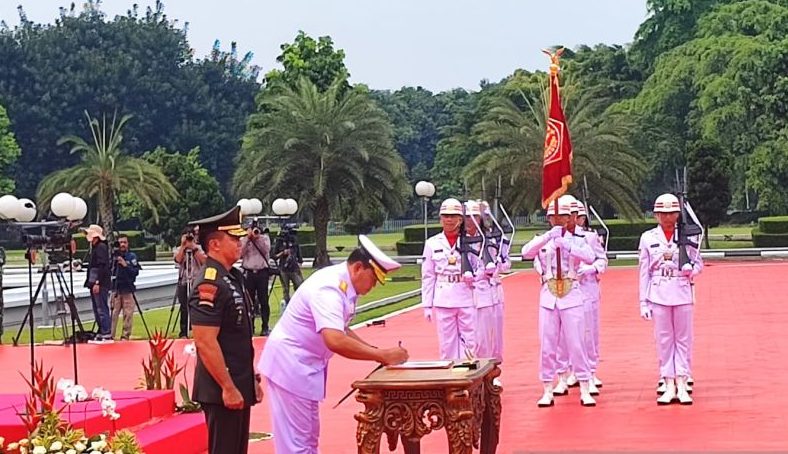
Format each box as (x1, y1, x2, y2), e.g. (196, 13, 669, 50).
(546, 278, 573, 298)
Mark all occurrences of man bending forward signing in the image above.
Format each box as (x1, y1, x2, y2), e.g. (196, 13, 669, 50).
(258, 235, 409, 453)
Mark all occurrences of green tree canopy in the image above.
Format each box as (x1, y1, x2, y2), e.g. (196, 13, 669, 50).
(0, 104, 20, 194)
(264, 31, 349, 92)
(121, 147, 226, 245)
(37, 112, 177, 238)
(622, 0, 788, 208)
(464, 75, 646, 218)
(234, 77, 408, 266)
(0, 1, 259, 195)
(687, 141, 733, 247)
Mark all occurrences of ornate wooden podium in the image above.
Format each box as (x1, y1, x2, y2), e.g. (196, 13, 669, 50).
(352, 359, 502, 453)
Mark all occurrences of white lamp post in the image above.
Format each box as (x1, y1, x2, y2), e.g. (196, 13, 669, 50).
(272, 198, 298, 217)
(415, 181, 435, 242)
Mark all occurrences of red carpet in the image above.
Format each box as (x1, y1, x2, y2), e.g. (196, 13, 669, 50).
(2, 261, 788, 453)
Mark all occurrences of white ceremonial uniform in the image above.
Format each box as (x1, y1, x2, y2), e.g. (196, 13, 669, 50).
(258, 262, 358, 454)
(422, 232, 477, 360)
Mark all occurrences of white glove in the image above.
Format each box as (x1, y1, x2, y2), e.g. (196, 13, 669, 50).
(485, 262, 496, 276)
(547, 225, 564, 240)
(640, 303, 652, 321)
(424, 308, 433, 322)
(681, 263, 694, 277)
(462, 271, 474, 285)
(554, 236, 569, 250)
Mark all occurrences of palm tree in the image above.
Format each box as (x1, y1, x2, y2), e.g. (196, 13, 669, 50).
(38, 111, 177, 237)
(234, 77, 408, 267)
(464, 78, 646, 218)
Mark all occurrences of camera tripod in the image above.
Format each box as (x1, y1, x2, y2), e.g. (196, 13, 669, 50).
(165, 249, 195, 337)
(12, 247, 83, 384)
(108, 259, 151, 340)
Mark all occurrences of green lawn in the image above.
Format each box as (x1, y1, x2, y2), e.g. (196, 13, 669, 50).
(5, 265, 423, 345)
(709, 225, 755, 236)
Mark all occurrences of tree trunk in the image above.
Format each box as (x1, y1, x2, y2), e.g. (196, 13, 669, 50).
(704, 224, 710, 249)
(313, 198, 331, 268)
(99, 190, 115, 244)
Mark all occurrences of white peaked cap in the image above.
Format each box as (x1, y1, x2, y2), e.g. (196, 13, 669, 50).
(358, 234, 401, 283)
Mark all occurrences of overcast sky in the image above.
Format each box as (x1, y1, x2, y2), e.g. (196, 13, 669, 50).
(0, 1, 649, 92)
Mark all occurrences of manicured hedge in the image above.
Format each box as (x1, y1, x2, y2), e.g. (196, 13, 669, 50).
(403, 224, 443, 242)
(757, 216, 788, 234)
(396, 240, 427, 256)
(603, 219, 657, 237)
(268, 227, 316, 245)
(606, 236, 642, 251)
(751, 228, 788, 247)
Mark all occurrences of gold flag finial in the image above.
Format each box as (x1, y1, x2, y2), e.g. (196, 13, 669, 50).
(541, 47, 565, 76)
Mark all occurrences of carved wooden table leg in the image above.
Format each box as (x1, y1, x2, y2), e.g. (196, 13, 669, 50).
(355, 389, 385, 454)
(400, 433, 421, 454)
(481, 366, 503, 454)
(444, 388, 475, 454)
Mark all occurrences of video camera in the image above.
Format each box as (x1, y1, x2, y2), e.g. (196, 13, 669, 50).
(16, 220, 73, 250)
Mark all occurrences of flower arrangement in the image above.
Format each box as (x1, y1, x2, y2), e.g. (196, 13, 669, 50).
(0, 361, 144, 454)
(141, 329, 182, 391)
(177, 343, 201, 413)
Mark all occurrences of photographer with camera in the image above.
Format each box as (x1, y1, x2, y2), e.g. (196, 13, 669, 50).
(174, 226, 207, 338)
(241, 223, 272, 336)
(272, 225, 304, 309)
(82, 225, 112, 341)
(110, 235, 140, 340)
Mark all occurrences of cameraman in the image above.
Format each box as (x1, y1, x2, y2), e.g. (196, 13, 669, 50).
(241, 223, 272, 336)
(273, 226, 303, 308)
(174, 226, 206, 338)
(110, 235, 140, 340)
(82, 225, 112, 341)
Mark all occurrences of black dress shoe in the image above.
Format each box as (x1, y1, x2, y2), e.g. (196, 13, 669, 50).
(260, 328, 270, 336)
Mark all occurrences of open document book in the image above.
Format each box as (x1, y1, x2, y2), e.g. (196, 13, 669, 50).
(385, 360, 454, 369)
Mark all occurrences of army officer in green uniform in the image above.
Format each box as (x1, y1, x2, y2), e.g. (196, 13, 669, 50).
(189, 205, 263, 454)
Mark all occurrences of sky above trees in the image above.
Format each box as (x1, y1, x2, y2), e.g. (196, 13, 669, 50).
(0, 0, 648, 91)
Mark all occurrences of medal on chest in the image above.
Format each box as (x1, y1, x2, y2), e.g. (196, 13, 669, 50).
(448, 255, 457, 265)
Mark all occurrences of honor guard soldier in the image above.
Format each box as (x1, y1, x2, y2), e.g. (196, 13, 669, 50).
(422, 198, 477, 360)
(188, 206, 263, 454)
(257, 235, 408, 454)
(522, 195, 597, 407)
(574, 201, 607, 391)
(639, 193, 703, 405)
(466, 200, 505, 363)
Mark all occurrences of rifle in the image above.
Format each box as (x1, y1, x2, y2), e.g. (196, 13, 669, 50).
(498, 204, 516, 263)
(582, 176, 610, 253)
(675, 167, 704, 268)
(459, 204, 483, 282)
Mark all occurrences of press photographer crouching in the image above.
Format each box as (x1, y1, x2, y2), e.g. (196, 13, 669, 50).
(82, 225, 112, 341)
(241, 222, 271, 336)
(273, 224, 303, 309)
(110, 235, 140, 340)
(174, 226, 207, 338)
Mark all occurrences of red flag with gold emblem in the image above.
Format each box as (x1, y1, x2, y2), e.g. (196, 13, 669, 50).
(541, 49, 573, 209)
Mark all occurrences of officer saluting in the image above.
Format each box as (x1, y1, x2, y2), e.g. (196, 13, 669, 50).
(188, 206, 263, 454)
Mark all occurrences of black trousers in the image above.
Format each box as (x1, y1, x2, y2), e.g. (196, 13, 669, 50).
(244, 269, 271, 331)
(203, 403, 251, 454)
(177, 284, 189, 337)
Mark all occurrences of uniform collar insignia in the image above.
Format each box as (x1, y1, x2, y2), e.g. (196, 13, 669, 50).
(339, 280, 348, 294)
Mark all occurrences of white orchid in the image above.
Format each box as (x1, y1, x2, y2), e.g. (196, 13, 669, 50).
(32, 446, 46, 454)
(183, 342, 197, 357)
(50, 440, 63, 451)
(56, 378, 74, 392)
